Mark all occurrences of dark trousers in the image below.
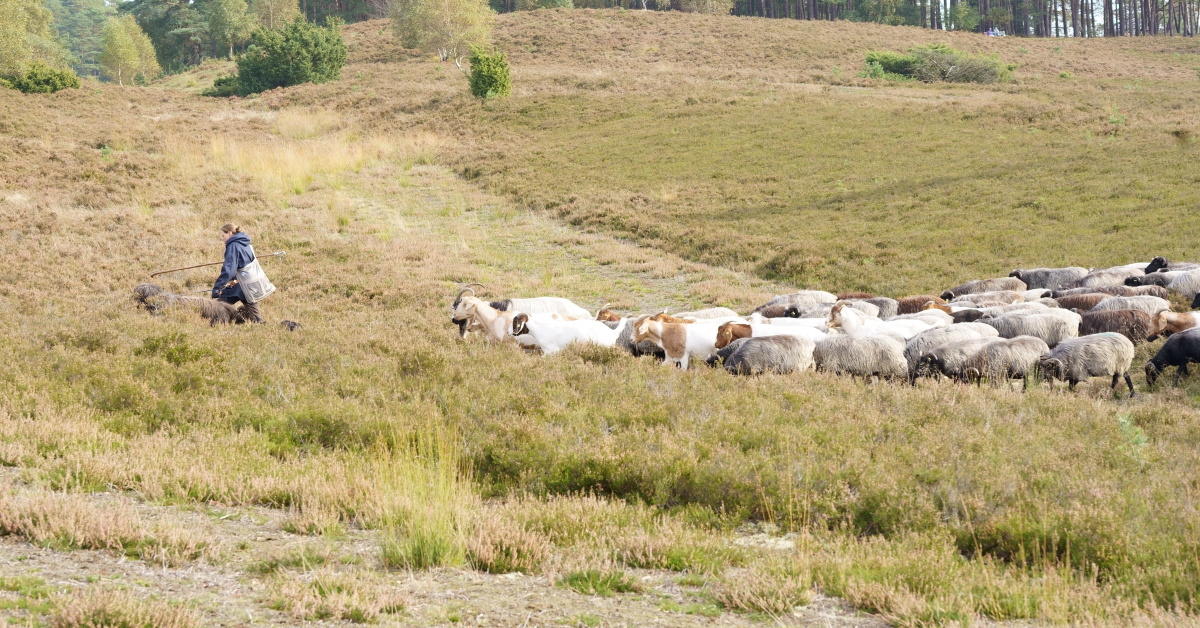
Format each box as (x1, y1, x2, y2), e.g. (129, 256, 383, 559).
(219, 297, 264, 323)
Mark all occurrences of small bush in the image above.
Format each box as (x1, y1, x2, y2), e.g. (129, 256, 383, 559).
(557, 570, 640, 596)
(214, 19, 347, 97)
(466, 510, 550, 573)
(202, 75, 241, 97)
(712, 559, 813, 615)
(3, 63, 81, 94)
(468, 47, 511, 99)
(50, 588, 198, 628)
(863, 45, 1009, 84)
(864, 51, 917, 76)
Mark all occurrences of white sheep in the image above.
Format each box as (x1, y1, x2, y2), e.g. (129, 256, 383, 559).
(1167, 270, 1200, 301)
(1038, 333, 1136, 395)
(982, 312, 1077, 347)
(1088, 295, 1171, 317)
(511, 314, 623, 355)
(632, 318, 722, 369)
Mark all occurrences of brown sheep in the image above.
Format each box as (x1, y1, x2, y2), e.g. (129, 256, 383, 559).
(133, 283, 246, 326)
(1080, 310, 1154, 345)
(897, 295, 945, 315)
(837, 291, 875, 300)
(596, 308, 623, 322)
(648, 312, 696, 324)
(1055, 293, 1109, 311)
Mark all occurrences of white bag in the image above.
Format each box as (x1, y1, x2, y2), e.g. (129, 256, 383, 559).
(237, 255, 276, 304)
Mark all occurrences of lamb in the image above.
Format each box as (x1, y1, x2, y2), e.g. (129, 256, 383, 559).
(949, 290, 1025, 305)
(1009, 267, 1090, 290)
(903, 323, 999, 379)
(940, 277, 1027, 300)
(916, 337, 1003, 381)
(754, 291, 837, 312)
(813, 335, 908, 380)
(897, 295, 945, 315)
(1088, 295, 1171, 318)
(1144, 256, 1200, 274)
(1079, 310, 1154, 345)
(1167, 270, 1200, 301)
(1145, 327, 1200, 386)
(1054, 293, 1109, 311)
(724, 336, 816, 375)
(981, 312, 1076, 348)
(1058, 267, 1144, 290)
(511, 314, 622, 355)
(964, 335, 1051, 384)
(1149, 311, 1200, 339)
(1038, 333, 1136, 395)
(632, 318, 722, 369)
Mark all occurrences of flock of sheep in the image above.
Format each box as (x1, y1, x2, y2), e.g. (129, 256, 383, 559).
(450, 257, 1200, 395)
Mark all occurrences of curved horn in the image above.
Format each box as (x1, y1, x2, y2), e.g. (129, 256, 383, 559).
(453, 283, 486, 303)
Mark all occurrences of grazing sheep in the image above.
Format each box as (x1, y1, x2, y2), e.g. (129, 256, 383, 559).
(903, 323, 999, 379)
(982, 312, 1076, 347)
(1126, 271, 1183, 287)
(706, 337, 750, 367)
(964, 335, 1051, 384)
(1145, 256, 1200, 274)
(1053, 285, 1168, 299)
(950, 290, 1025, 305)
(753, 304, 793, 318)
(714, 322, 827, 349)
(1038, 333, 1136, 395)
(978, 302, 1050, 318)
(1080, 310, 1154, 345)
(676, 307, 741, 320)
(755, 291, 837, 312)
(1088, 295, 1171, 318)
(837, 291, 875, 300)
(897, 295, 945, 315)
(1145, 327, 1200, 386)
(614, 318, 666, 358)
(1167, 270, 1200, 301)
(1009, 267, 1090, 290)
(724, 336, 816, 375)
(1149, 311, 1200, 339)
(840, 297, 898, 319)
(813, 335, 908, 380)
(940, 277, 1027, 300)
(916, 337, 1003, 381)
(133, 283, 247, 326)
(1058, 267, 1144, 290)
(1055, 293, 1109, 311)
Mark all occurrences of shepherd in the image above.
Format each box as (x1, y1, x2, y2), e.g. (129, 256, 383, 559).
(213, 223, 275, 323)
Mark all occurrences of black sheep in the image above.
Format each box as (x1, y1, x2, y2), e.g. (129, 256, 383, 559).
(1145, 327, 1200, 386)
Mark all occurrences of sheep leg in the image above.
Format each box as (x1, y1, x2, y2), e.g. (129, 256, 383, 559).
(678, 354, 689, 370)
(1124, 372, 1135, 397)
(1110, 373, 1120, 390)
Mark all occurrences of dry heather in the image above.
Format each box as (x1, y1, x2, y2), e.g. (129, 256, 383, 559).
(1, 10, 1200, 626)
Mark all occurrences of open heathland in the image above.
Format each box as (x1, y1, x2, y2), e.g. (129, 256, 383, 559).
(3, 9, 1200, 627)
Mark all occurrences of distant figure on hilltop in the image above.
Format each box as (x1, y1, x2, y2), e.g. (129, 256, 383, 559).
(213, 223, 274, 323)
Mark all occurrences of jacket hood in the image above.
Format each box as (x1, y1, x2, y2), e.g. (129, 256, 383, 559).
(226, 232, 251, 247)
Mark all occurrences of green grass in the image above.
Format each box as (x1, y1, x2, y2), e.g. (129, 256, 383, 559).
(557, 570, 641, 597)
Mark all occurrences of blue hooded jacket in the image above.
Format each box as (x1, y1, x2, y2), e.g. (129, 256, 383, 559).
(212, 232, 256, 300)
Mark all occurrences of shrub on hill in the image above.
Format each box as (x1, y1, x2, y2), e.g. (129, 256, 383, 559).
(1, 62, 81, 93)
(863, 44, 1013, 84)
(468, 47, 511, 99)
(203, 19, 346, 97)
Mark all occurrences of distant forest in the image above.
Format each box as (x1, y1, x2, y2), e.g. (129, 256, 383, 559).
(39, 0, 1197, 79)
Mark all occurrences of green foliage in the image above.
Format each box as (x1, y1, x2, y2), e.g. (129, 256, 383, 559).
(0, 0, 73, 76)
(391, 0, 494, 66)
(135, 333, 214, 366)
(119, 0, 210, 72)
(208, 0, 257, 59)
(228, 18, 346, 96)
(2, 61, 80, 92)
(947, 2, 981, 30)
(557, 570, 640, 596)
(99, 14, 159, 85)
(467, 46, 510, 98)
(201, 74, 240, 96)
(251, 0, 301, 30)
(45, 0, 115, 77)
(862, 45, 1007, 84)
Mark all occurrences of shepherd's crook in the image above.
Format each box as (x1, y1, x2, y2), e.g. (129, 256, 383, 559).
(150, 251, 286, 278)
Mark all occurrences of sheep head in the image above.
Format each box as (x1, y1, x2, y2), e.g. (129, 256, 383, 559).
(1145, 256, 1169, 274)
(1008, 269, 1023, 279)
(452, 283, 486, 311)
(1145, 361, 1161, 386)
(714, 323, 734, 349)
(826, 303, 845, 328)
(784, 305, 802, 318)
(633, 317, 654, 343)
(1037, 356, 1063, 381)
(939, 290, 956, 300)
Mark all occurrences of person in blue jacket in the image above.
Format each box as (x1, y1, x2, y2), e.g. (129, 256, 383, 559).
(212, 223, 265, 323)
